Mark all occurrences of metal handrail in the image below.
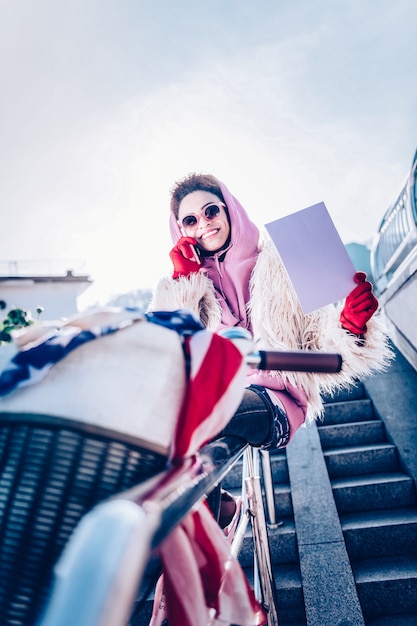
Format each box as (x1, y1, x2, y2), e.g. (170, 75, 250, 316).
(371, 148, 417, 294)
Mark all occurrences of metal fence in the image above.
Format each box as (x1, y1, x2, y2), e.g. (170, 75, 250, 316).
(370, 149, 417, 295)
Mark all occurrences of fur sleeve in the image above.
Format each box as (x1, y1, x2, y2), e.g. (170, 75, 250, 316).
(249, 238, 394, 420)
(148, 272, 222, 330)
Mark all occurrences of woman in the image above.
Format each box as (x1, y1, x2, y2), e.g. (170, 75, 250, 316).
(150, 173, 393, 451)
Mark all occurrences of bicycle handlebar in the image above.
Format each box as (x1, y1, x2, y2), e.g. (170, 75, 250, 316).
(247, 350, 342, 373)
(219, 328, 343, 374)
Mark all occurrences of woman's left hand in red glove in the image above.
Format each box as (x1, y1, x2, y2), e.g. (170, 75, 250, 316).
(340, 272, 378, 335)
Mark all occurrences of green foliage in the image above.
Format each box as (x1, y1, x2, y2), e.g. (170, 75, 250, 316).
(0, 301, 39, 344)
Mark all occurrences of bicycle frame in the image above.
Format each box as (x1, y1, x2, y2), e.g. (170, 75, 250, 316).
(38, 438, 281, 626)
(38, 436, 249, 626)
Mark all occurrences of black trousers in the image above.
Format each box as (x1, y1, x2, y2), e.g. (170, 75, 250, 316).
(207, 385, 290, 525)
(220, 384, 290, 450)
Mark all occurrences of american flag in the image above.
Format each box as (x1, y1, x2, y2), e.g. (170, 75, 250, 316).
(150, 327, 266, 626)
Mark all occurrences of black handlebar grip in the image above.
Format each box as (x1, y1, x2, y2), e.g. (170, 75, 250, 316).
(258, 351, 342, 373)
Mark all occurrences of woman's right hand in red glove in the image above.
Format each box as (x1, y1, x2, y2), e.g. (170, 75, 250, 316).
(170, 237, 201, 279)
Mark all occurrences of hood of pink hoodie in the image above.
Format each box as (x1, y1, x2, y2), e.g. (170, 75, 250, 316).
(170, 180, 260, 330)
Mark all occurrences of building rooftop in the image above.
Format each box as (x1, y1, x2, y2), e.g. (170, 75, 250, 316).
(0, 260, 92, 283)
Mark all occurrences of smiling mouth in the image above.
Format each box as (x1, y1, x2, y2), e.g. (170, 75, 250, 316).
(201, 228, 220, 240)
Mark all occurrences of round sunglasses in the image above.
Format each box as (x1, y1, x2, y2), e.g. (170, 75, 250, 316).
(178, 202, 226, 230)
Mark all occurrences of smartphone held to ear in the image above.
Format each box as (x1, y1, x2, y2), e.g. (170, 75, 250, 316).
(189, 244, 201, 265)
(180, 229, 201, 265)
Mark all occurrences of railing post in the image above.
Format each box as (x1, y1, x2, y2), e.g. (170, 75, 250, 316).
(260, 449, 281, 528)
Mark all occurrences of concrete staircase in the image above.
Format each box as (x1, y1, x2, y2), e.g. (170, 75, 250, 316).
(223, 379, 417, 625)
(319, 383, 417, 625)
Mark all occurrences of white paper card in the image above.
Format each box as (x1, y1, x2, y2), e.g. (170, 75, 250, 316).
(265, 202, 356, 314)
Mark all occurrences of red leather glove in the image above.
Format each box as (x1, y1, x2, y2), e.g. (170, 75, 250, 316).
(170, 236, 201, 279)
(340, 272, 378, 335)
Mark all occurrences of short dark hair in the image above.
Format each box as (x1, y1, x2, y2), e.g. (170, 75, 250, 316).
(170, 173, 225, 219)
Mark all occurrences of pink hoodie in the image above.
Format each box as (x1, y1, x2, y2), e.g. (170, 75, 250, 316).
(170, 181, 260, 330)
(169, 179, 308, 441)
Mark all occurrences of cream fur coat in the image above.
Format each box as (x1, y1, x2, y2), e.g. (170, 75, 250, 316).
(150, 236, 393, 423)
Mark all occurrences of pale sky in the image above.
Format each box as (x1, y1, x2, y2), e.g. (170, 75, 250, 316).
(1, 0, 416, 306)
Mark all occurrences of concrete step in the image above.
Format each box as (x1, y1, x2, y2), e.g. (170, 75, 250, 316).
(228, 483, 294, 521)
(238, 517, 298, 567)
(341, 507, 417, 560)
(319, 419, 386, 448)
(323, 398, 374, 425)
(272, 484, 294, 519)
(261, 449, 289, 484)
(366, 614, 417, 625)
(331, 472, 416, 513)
(322, 381, 366, 403)
(130, 557, 161, 626)
(130, 602, 153, 626)
(274, 563, 306, 625)
(353, 555, 417, 621)
(222, 449, 288, 489)
(243, 562, 306, 625)
(324, 443, 399, 478)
